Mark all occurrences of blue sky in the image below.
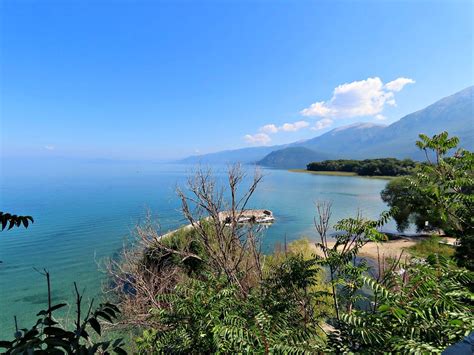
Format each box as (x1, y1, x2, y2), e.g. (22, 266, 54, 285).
(1, 0, 472, 160)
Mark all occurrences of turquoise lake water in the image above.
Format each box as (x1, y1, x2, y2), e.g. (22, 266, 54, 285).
(0, 160, 392, 338)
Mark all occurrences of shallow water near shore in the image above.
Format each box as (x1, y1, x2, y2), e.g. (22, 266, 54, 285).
(0, 160, 394, 338)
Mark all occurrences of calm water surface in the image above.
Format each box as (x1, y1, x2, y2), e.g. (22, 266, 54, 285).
(0, 160, 392, 337)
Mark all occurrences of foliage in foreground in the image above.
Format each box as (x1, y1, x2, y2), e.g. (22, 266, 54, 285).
(136, 261, 325, 354)
(333, 255, 473, 353)
(133, 212, 474, 354)
(129, 149, 473, 353)
(0, 211, 34, 231)
(381, 131, 473, 269)
(0, 271, 125, 354)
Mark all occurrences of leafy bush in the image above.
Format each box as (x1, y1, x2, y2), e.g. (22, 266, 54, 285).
(331, 255, 474, 353)
(136, 260, 326, 354)
(0, 272, 125, 354)
(381, 176, 440, 232)
(382, 132, 473, 269)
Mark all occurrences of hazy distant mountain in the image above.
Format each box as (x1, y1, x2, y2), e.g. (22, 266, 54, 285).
(180, 145, 287, 164)
(294, 123, 388, 158)
(356, 86, 474, 159)
(256, 147, 332, 169)
(180, 86, 473, 166)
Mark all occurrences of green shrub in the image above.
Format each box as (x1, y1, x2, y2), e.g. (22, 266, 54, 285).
(331, 255, 474, 353)
(407, 236, 455, 258)
(136, 261, 326, 354)
(0, 272, 125, 354)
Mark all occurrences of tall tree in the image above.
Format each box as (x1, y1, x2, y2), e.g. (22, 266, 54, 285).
(382, 132, 473, 269)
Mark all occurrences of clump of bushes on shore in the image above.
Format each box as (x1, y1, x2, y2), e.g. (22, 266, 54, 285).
(307, 157, 417, 176)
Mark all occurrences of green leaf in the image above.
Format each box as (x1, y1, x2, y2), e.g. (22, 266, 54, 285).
(48, 303, 68, 313)
(96, 311, 113, 323)
(89, 317, 101, 335)
(114, 347, 127, 355)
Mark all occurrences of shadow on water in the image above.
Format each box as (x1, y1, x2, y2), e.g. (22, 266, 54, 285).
(16, 290, 69, 305)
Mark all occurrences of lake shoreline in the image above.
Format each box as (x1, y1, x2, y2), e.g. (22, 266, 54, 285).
(163, 219, 456, 264)
(288, 169, 394, 180)
(309, 236, 457, 261)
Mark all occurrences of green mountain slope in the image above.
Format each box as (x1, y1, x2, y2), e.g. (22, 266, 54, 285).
(295, 123, 387, 158)
(357, 86, 474, 158)
(257, 147, 331, 169)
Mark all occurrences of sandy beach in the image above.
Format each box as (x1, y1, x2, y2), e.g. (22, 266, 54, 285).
(309, 236, 457, 260)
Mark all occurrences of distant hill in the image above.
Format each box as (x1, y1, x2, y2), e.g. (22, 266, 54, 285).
(179, 145, 287, 164)
(356, 86, 474, 159)
(294, 123, 387, 158)
(257, 147, 331, 169)
(180, 86, 474, 166)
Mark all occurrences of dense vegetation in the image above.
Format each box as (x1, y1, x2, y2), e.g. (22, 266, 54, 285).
(307, 158, 417, 176)
(332, 254, 473, 353)
(2, 132, 473, 354)
(124, 201, 473, 354)
(382, 132, 473, 269)
(0, 272, 126, 354)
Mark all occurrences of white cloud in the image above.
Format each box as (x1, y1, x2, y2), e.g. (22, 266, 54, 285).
(300, 77, 414, 119)
(243, 76, 414, 145)
(245, 120, 310, 145)
(280, 120, 309, 132)
(311, 118, 333, 131)
(385, 77, 415, 92)
(301, 102, 331, 117)
(260, 124, 278, 134)
(244, 133, 271, 145)
(258, 120, 309, 135)
(44, 145, 55, 151)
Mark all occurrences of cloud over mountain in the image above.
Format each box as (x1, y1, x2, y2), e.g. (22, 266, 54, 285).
(385, 77, 415, 92)
(312, 118, 333, 131)
(244, 76, 414, 146)
(279, 121, 309, 132)
(187, 86, 473, 165)
(300, 77, 414, 119)
(245, 120, 310, 145)
(244, 133, 271, 145)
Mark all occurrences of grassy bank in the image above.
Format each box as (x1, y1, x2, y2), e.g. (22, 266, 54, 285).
(288, 169, 394, 180)
(406, 236, 455, 258)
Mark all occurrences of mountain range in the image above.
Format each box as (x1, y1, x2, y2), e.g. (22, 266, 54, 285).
(180, 86, 474, 168)
(257, 147, 332, 169)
